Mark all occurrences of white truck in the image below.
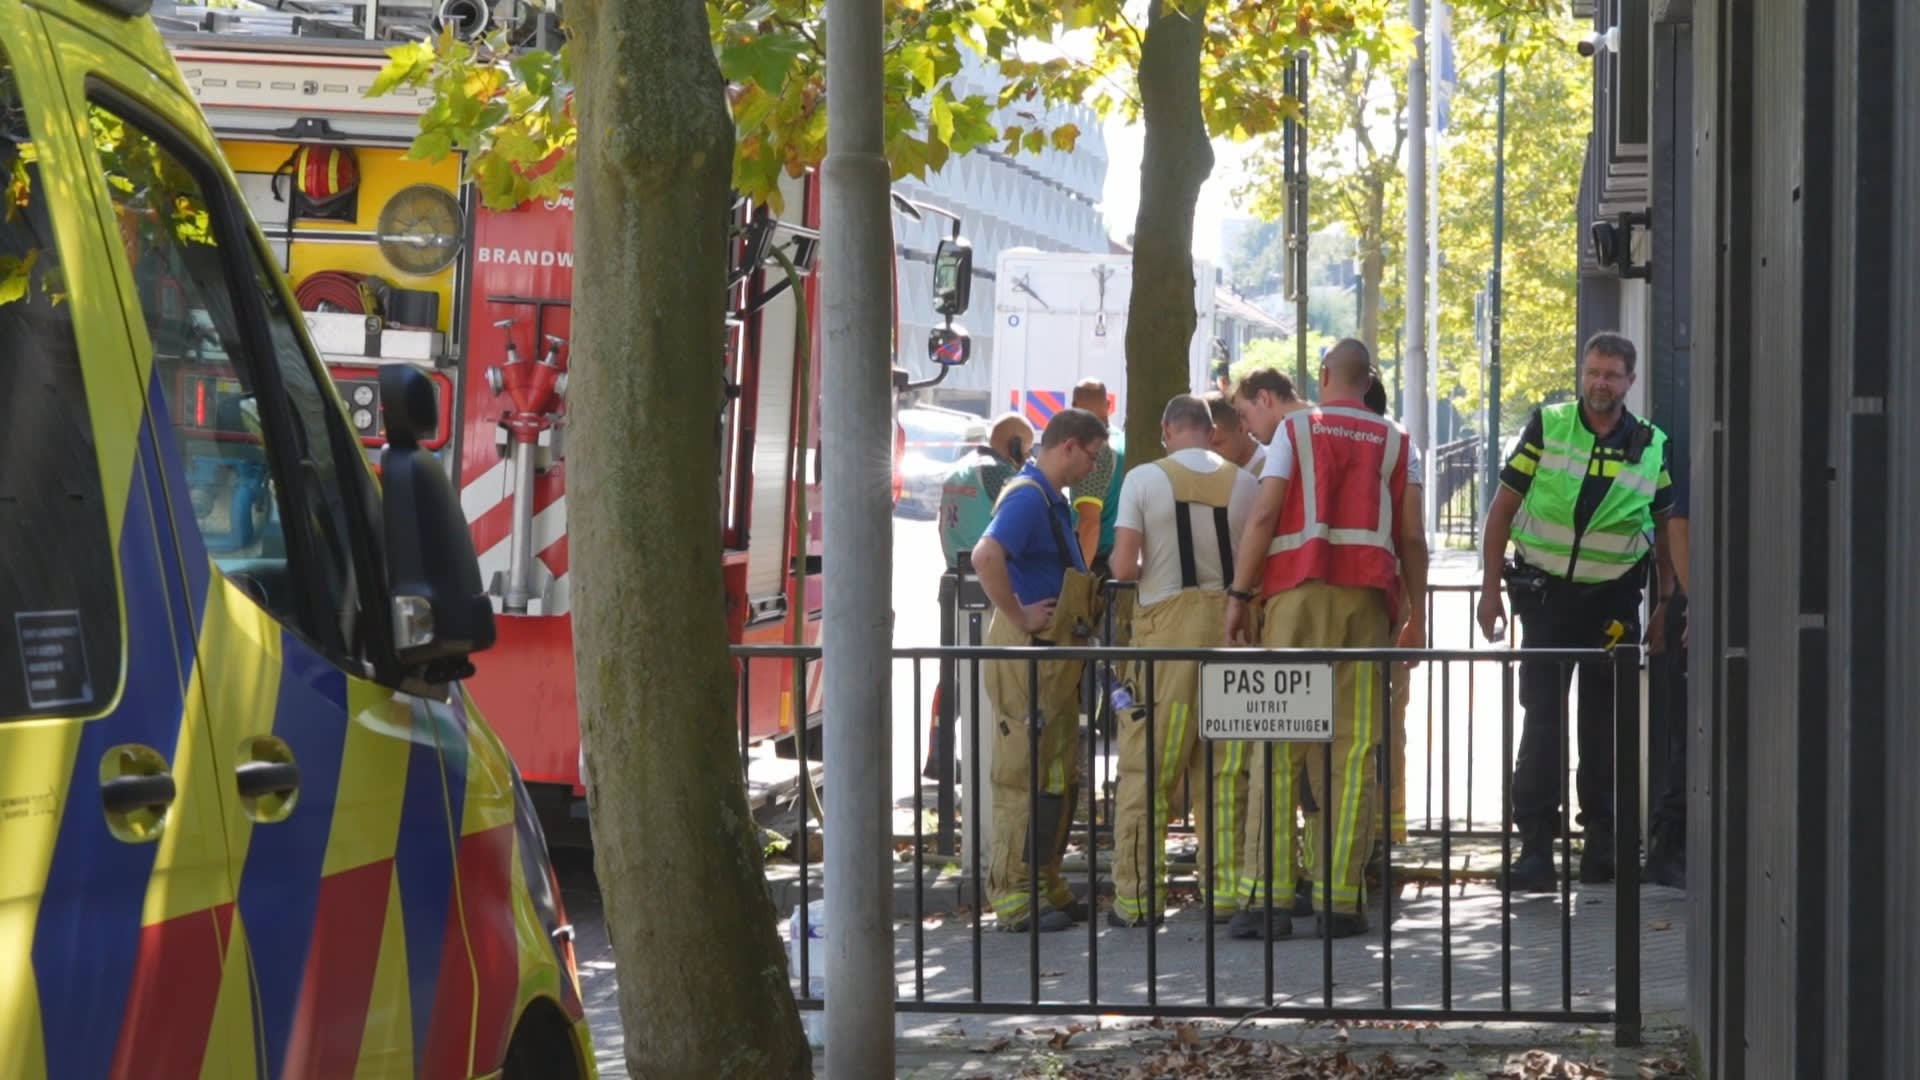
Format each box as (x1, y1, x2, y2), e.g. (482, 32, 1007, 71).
(991, 248, 1219, 430)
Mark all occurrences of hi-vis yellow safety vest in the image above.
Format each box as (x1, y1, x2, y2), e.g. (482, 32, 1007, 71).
(1512, 403, 1666, 584)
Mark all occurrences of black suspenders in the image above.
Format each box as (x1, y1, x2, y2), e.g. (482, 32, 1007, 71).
(1172, 500, 1235, 591)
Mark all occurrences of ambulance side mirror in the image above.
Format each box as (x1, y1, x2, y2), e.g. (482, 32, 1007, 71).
(377, 365, 496, 684)
(932, 237, 972, 317)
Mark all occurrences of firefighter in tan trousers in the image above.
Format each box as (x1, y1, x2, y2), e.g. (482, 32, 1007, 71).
(972, 407, 1110, 933)
(1224, 341, 1429, 940)
(1105, 395, 1260, 927)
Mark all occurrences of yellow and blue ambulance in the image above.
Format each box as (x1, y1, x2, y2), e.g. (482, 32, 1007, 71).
(0, 0, 595, 1075)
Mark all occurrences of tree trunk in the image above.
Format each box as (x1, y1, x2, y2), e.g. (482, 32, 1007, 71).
(568, 3, 811, 1077)
(1360, 172, 1386, 361)
(1123, 1, 1215, 467)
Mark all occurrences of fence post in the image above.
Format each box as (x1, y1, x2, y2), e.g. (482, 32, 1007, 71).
(1614, 647, 1643, 1047)
(936, 567, 959, 854)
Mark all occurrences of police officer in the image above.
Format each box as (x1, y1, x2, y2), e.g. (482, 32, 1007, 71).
(1105, 394, 1259, 927)
(939, 412, 1036, 570)
(972, 407, 1109, 932)
(1224, 340, 1428, 940)
(1477, 331, 1676, 892)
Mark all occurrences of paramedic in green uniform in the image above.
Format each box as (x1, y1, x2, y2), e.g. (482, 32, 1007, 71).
(1069, 378, 1125, 575)
(939, 413, 1035, 570)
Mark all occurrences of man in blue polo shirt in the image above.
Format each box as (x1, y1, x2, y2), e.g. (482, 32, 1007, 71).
(972, 406, 1109, 932)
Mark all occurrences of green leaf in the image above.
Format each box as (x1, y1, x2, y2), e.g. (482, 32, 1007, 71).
(408, 129, 455, 163)
(511, 49, 556, 97)
(928, 94, 955, 144)
(367, 40, 435, 98)
(719, 31, 808, 93)
(897, 42, 937, 93)
(0, 249, 36, 304)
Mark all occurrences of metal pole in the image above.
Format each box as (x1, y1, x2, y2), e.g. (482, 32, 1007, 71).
(1485, 30, 1508, 511)
(504, 441, 536, 612)
(1424, 0, 1444, 541)
(1283, 61, 1308, 390)
(822, 0, 894, 1069)
(1405, 0, 1429, 457)
(1294, 52, 1311, 389)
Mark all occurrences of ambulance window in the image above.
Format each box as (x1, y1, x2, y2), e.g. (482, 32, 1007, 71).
(87, 100, 362, 659)
(0, 53, 122, 722)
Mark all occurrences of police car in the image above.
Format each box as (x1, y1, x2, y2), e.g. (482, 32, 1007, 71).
(0, 1, 593, 1075)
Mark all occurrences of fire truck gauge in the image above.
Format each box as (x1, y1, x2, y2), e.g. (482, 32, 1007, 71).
(376, 183, 463, 276)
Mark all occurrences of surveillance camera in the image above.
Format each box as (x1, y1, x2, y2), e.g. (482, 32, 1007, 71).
(1576, 27, 1621, 57)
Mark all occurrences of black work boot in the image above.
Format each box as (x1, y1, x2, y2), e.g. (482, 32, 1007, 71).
(1291, 877, 1315, 917)
(1501, 847, 1557, 893)
(1228, 905, 1294, 940)
(1644, 827, 1687, 890)
(1317, 910, 1371, 938)
(1579, 829, 1616, 884)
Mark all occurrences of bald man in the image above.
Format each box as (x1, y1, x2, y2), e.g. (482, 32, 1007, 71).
(1223, 339, 1429, 941)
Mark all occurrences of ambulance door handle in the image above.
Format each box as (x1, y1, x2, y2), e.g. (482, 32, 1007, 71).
(236, 760, 302, 800)
(100, 773, 176, 816)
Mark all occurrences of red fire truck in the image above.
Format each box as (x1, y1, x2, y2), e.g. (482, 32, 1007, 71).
(164, 7, 975, 832)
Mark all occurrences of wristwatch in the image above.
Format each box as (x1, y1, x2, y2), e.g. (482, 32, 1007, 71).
(1226, 587, 1255, 603)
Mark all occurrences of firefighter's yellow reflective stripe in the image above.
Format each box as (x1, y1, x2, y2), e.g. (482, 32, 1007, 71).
(1211, 739, 1246, 904)
(991, 891, 1033, 921)
(201, 910, 258, 1080)
(1241, 746, 1297, 906)
(1329, 663, 1377, 908)
(354, 868, 416, 1078)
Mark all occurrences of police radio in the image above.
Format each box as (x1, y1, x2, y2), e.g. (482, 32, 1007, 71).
(1626, 419, 1655, 464)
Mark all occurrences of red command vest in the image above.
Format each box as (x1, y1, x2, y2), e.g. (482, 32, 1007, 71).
(1259, 401, 1409, 615)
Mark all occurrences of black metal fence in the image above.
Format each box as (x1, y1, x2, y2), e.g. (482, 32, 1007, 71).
(1434, 435, 1483, 542)
(734, 586, 1649, 1046)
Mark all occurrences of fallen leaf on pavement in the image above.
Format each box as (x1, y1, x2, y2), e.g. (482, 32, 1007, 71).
(1174, 1022, 1200, 1046)
(971, 1036, 1009, 1054)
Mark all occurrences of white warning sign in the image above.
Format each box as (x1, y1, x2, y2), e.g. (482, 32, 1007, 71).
(16, 610, 93, 710)
(1200, 663, 1335, 741)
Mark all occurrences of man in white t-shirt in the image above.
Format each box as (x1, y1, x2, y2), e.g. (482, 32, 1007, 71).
(1105, 395, 1260, 926)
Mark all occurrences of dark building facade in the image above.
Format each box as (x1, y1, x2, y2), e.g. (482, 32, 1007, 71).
(1579, 0, 1919, 1075)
